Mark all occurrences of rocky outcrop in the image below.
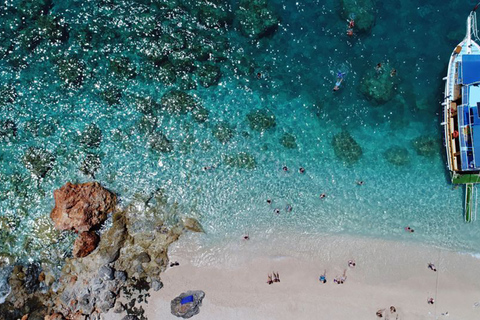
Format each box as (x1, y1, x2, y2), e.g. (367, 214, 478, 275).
(383, 146, 410, 166)
(50, 182, 117, 232)
(72, 231, 100, 258)
(412, 135, 440, 157)
(171, 290, 205, 319)
(246, 109, 276, 132)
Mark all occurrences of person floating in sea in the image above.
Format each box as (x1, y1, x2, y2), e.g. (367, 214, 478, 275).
(405, 226, 414, 233)
(286, 204, 292, 212)
(274, 208, 280, 214)
(267, 199, 272, 205)
(257, 72, 262, 79)
(428, 263, 437, 272)
(356, 180, 364, 186)
(320, 193, 326, 199)
(333, 71, 346, 91)
(267, 274, 273, 285)
(390, 68, 397, 77)
(375, 63, 383, 73)
(282, 166, 288, 172)
(243, 233, 250, 240)
(299, 167, 305, 174)
(346, 28, 354, 37)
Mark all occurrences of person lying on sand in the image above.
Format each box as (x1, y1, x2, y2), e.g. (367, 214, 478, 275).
(427, 297, 435, 304)
(169, 261, 180, 267)
(348, 260, 356, 268)
(390, 306, 396, 313)
(376, 309, 385, 317)
(273, 272, 280, 282)
(319, 270, 327, 283)
(428, 263, 437, 272)
(267, 274, 273, 285)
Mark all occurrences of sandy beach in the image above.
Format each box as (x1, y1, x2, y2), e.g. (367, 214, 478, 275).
(136, 232, 480, 320)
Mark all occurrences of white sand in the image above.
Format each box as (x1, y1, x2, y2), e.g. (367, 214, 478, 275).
(131, 232, 480, 320)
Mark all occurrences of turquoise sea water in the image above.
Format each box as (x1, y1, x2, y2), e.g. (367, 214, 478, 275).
(1, 0, 480, 276)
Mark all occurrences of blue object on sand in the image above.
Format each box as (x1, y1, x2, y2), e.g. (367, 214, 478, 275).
(181, 295, 194, 305)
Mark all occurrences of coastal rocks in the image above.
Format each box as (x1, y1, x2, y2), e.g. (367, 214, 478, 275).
(50, 182, 117, 232)
(331, 131, 363, 165)
(340, 0, 376, 33)
(236, 0, 280, 39)
(359, 64, 398, 105)
(224, 152, 257, 169)
(160, 91, 196, 115)
(22, 147, 55, 179)
(280, 133, 297, 149)
(73, 231, 100, 258)
(412, 135, 440, 157)
(171, 290, 205, 319)
(212, 122, 235, 144)
(182, 218, 204, 233)
(197, 63, 221, 87)
(246, 109, 276, 132)
(383, 146, 410, 166)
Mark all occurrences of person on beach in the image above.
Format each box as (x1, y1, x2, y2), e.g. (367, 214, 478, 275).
(319, 270, 327, 283)
(376, 309, 385, 318)
(267, 274, 273, 285)
(390, 306, 396, 313)
(170, 261, 180, 267)
(333, 72, 345, 91)
(428, 263, 437, 272)
(427, 297, 435, 304)
(348, 260, 356, 268)
(273, 272, 280, 282)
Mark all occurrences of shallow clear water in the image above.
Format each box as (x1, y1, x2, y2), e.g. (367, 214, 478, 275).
(1, 0, 480, 269)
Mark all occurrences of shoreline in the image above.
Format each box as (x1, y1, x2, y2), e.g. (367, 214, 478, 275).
(131, 232, 480, 320)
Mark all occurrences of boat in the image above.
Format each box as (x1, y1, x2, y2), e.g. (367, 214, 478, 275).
(442, 3, 480, 222)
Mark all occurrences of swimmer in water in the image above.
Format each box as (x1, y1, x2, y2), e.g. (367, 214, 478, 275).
(333, 71, 345, 91)
(299, 167, 305, 174)
(320, 193, 326, 199)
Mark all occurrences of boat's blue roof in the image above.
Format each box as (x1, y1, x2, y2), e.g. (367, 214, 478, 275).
(459, 85, 480, 170)
(462, 55, 480, 85)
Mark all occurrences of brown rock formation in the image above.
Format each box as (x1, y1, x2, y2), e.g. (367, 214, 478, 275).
(50, 182, 117, 232)
(72, 231, 100, 258)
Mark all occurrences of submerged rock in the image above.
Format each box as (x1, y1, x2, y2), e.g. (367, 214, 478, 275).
(340, 0, 376, 33)
(246, 109, 276, 132)
(236, 0, 280, 39)
(197, 63, 221, 87)
(57, 57, 85, 88)
(73, 231, 100, 258)
(0, 85, 17, 106)
(22, 147, 55, 178)
(280, 133, 297, 149)
(212, 121, 235, 144)
(79, 153, 102, 178)
(224, 152, 257, 169)
(160, 90, 197, 115)
(191, 105, 209, 123)
(148, 131, 173, 153)
(383, 146, 410, 166)
(109, 57, 137, 80)
(171, 290, 205, 319)
(412, 135, 440, 157)
(359, 64, 398, 105)
(80, 124, 102, 149)
(50, 181, 117, 232)
(182, 218, 204, 233)
(0, 119, 17, 141)
(331, 131, 363, 165)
